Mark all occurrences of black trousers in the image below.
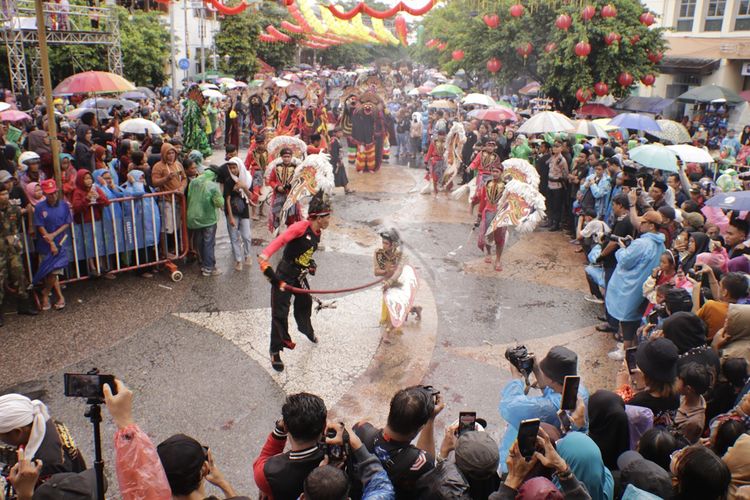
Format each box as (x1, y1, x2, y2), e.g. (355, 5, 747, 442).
(547, 188, 565, 228)
(270, 274, 314, 354)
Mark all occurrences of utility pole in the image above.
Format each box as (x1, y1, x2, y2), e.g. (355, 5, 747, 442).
(199, 5, 205, 75)
(170, 0, 177, 93)
(33, 0, 61, 188)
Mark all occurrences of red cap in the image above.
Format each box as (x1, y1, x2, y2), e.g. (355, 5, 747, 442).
(40, 179, 57, 194)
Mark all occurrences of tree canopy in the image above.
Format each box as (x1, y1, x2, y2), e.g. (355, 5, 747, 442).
(415, 0, 666, 112)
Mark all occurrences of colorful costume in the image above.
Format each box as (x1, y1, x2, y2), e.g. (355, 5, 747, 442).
(375, 229, 420, 331)
(351, 92, 386, 173)
(182, 88, 212, 159)
(476, 179, 507, 252)
(424, 134, 447, 192)
(247, 94, 268, 136)
(338, 87, 359, 165)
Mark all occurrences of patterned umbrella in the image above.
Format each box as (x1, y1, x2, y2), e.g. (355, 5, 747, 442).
(650, 120, 691, 144)
(517, 111, 575, 134)
(52, 71, 136, 95)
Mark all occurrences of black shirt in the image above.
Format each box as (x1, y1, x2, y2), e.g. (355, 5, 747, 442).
(223, 178, 249, 218)
(628, 391, 679, 426)
(264, 445, 326, 500)
(602, 215, 634, 268)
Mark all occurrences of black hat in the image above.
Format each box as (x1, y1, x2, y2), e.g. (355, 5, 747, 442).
(636, 338, 679, 383)
(539, 346, 578, 385)
(658, 206, 676, 222)
(32, 469, 105, 500)
(617, 451, 673, 499)
(665, 287, 692, 313)
(157, 434, 206, 488)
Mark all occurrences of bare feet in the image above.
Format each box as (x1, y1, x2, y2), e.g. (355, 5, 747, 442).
(484, 255, 493, 264)
(494, 262, 503, 272)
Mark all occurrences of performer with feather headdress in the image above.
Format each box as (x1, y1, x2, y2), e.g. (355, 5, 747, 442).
(476, 164, 508, 271)
(265, 136, 306, 233)
(441, 121, 466, 191)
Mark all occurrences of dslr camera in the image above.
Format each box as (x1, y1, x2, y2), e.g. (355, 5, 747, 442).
(505, 345, 534, 377)
(608, 234, 633, 246)
(416, 385, 440, 415)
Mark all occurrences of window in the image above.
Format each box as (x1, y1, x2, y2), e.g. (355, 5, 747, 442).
(704, 0, 726, 31)
(737, 0, 750, 30)
(676, 0, 696, 31)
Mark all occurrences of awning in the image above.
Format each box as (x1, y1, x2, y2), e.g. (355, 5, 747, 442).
(614, 96, 675, 114)
(659, 57, 721, 76)
(665, 35, 750, 60)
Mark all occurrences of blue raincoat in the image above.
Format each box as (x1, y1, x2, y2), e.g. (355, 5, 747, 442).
(92, 169, 126, 256)
(498, 379, 589, 472)
(122, 170, 161, 250)
(605, 232, 665, 322)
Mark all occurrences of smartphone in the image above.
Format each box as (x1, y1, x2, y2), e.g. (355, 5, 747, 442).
(625, 347, 638, 374)
(647, 309, 660, 325)
(458, 412, 477, 436)
(561, 375, 580, 411)
(517, 418, 541, 460)
(557, 409, 572, 434)
(63, 373, 117, 399)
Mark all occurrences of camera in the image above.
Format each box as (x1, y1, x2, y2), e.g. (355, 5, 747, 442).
(417, 385, 440, 415)
(647, 305, 667, 325)
(505, 345, 534, 377)
(608, 234, 632, 246)
(686, 268, 698, 280)
(0, 444, 17, 474)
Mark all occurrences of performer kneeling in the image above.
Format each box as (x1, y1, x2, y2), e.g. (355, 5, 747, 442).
(476, 164, 507, 272)
(258, 192, 332, 372)
(374, 229, 421, 343)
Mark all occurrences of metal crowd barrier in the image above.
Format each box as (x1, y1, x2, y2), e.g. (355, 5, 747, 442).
(20, 190, 189, 286)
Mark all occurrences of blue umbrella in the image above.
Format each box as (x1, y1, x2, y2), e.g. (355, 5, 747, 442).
(705, 191, 750, 211)
(609, 113, 662, 132)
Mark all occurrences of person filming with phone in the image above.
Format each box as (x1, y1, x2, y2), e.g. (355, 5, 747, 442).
(498, 346, 588, 472)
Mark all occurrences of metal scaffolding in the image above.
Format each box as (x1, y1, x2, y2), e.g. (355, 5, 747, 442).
(1, 0, 123, 97)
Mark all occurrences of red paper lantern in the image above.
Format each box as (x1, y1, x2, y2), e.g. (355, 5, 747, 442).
(437, 42, 447, 51)
(555, 14, 572, 30)
(618, 72, 634, 87)
(544, 42, 557, 53)
(426, 38, 438, 48)
(604, 32, 620, 46)
(574, 41, 591, 58)
(647, 51, 663, 63)
(516, 42, 533, 58)
(581, 5, 596, 21)
(601, 4, 617, 18)
(483, 14, 499, 28)
(576, 88, 592, 103)
(629, 34, 641, 45)
(594, 81, 609, 96)
(284, 0, 293, 5)
(639, 12, 655, 26)
(641, 74, 656, 86)
(509, 4, 524, 17)
(452, 50, 465, 61)
(486, 57, 502, 74)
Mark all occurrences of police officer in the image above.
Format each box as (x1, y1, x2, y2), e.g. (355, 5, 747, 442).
(0, 183, 38, 326)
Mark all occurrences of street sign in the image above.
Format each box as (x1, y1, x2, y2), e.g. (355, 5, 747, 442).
(178, 58, 190, 70)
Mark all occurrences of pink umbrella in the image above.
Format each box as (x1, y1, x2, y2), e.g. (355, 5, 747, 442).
(467, 107, 518, 122)
(0, 109, 32, 122)
(52, 71, 136, 95)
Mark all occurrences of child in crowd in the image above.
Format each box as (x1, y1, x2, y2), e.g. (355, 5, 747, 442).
(675, 362, 711, 443)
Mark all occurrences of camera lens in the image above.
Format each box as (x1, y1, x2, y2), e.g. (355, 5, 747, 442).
(326, 428, 337, 439)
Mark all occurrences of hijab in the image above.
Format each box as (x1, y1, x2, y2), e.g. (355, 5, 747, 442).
(93, 145, 106, 170)
(126, 169, 147, 195)
(24, 182, 44, 207)
(92, 168, 123, 199)
(683, 232, 710, 271)
(224, 157, 252, 204)
(588, 391, 631, 471)
(662, 312, 708, 354)
(556, 432, 615, 500)
(517, 477, 563, 500)
(722, 432, 750, 497)
(27, 130, 51, 156)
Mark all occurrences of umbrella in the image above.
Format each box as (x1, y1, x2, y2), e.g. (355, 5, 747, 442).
(576, 103, 616, 118)
(202, 89, 224, 99)
(629, 144, 679, 172)
(249, 79, 265, 88)
(467, 107, 518, 122)
(0, 103, 10, 112)
(135, 86, 156, 98)
(705, 191, 750, 211)
(407, 88, 421, 96)
(217, 77, 236, 85)
(518, 82, 541, 96)
(650, 120, 691, 144)
(121, 91, 149, 101)
(666, 144, 715, 164)
(572, 119, 609, 139)
(517, 111, 575, 134)
(608, 113, 661, 132)
(192, 70, 232, 81)
(429, 84, 463, 98)
(119, 118, 164, 135)
(462, 93, 496, 107)
(428, 99, 457, 110)
(53, 71, 136, 95)
(422, 80, 437, 89)
(417, 86, 432, 94)
(592, 118, 624, 132)
(65, 107, 111, 121)
(0, 109, 31, 122)
(676, 84, 745, 105)
(80, 98, 138, 111)
(199, 83, 219, 90)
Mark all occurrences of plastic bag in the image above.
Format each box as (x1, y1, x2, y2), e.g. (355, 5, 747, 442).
(114, 424, 172, 500)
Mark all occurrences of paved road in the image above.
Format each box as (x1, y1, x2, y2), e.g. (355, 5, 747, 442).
(2, 153, 615, 497)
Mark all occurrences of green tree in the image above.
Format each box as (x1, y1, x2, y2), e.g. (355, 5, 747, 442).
(417, 0, 666, 113)
(117, 6, 170, 86)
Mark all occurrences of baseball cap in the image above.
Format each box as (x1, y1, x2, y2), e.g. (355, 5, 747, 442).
(641, 210, 663, 225)
(41, 179, 57, 194)
(454, 431, 499, 479)
(32, 469, 105, 500)
(0, 170, 11, 183)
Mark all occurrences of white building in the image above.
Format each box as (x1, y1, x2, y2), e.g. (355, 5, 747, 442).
(163, 1, 221, 81)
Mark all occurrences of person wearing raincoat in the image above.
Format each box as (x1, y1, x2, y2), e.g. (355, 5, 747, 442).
(605, 209, 666, 357)
(122, 170, 161, 276)
(93, 168, 126, 270)
(71, 169, 111, 277)
(186, 166, 225, 277)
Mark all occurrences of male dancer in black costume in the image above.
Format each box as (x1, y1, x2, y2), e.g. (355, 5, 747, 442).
(258, 192, 332, 372)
